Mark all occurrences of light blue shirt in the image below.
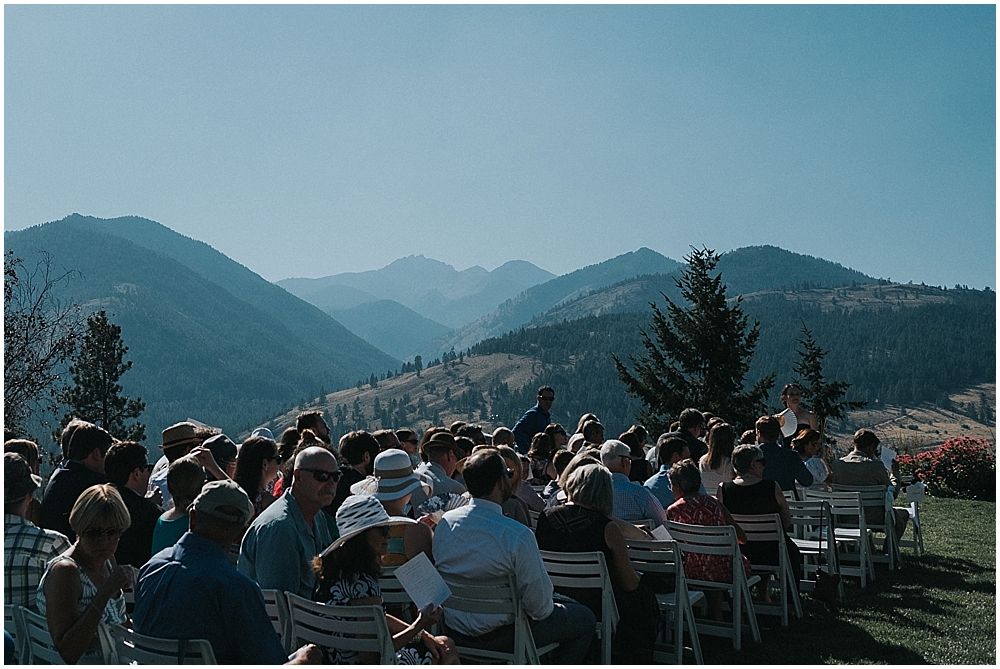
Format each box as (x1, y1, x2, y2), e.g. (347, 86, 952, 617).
(238, 490, 331, 598)
(644, 465, 706, 509)
(612, 472, 667, 527)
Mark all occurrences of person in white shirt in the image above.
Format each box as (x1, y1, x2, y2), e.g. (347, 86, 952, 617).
(432, 449, 595, 663)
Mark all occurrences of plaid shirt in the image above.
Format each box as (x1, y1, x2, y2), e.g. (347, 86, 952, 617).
(611, 472, 668, 527)
(4, 514, 71, 610)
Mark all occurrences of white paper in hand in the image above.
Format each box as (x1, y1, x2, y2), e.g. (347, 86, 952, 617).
(650, 524, 672, 541)
(393, 552, 452, 609)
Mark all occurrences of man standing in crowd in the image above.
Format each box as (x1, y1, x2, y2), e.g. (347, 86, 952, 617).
(758, 415, 813, 491)
(832, 429, 909, 539)
(39, 422, 111, 540)
(135, 479, 319, 665)
(5, 453, 71, 610)
(148, 422, 204, 511)
(433, 448, 596, 664)
(601, 440, 668, 527)
(415, 432, 467, 495)
(513, 386, 555, 454)
(105, 441, 162, 568)
(239, 446, 337, 598)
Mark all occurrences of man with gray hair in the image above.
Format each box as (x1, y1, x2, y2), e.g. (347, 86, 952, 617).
(135, 479, 319, 664)
(239, 446, 338, 598)
(600, 440, 667, 528)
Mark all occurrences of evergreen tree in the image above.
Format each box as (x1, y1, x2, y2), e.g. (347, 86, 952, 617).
(793, 323, 867, 444)
(58, 310, 146, 441)
(614, 247, 774, 434)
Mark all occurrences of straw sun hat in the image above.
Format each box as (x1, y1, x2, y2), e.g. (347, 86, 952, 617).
(350, 448, 430, 502)
(323, 494, 415, 555)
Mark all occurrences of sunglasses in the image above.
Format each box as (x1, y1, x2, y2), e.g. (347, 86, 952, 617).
(267, 454, 284, 464)
(376, 526, 392, 537)
(538, 395, 555, 401)
(401, 438, 419, 445)
(82, 527, 124, 540)
(300, 468, 342, 483)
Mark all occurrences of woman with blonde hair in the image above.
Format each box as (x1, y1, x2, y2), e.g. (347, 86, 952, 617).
(37, 484, 135, 664)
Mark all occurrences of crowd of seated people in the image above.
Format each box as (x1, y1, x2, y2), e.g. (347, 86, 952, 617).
(4, 383, 912, 664)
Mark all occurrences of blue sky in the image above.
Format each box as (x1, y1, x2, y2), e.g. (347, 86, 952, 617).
(5, 5, 995, 288)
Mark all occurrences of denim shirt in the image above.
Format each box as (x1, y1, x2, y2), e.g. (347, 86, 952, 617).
(238, 489, 331, 598)
(135, 532, 287, 664)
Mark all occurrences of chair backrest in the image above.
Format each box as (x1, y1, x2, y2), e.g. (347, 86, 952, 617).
(539, 550, 619, 626)
(729, 513, 783, 544)
(441, 573, 541, 664)
(832, 484, 892, 525)
(665, 521, 746, 586)
(107, 623, 217, 664)
(803, 489, 866, 532)
(261, 589, 292, 653)
(14, 605, 65, 664)
(377, 566, 413, 609)
(625, 538, 685, 583)
(284, 592, 395, 664)
(786, 500, 833, 539)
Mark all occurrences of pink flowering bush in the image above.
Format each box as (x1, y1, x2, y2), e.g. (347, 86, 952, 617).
(897, 437, 995, 502)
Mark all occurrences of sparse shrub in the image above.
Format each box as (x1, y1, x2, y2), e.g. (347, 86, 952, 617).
(897, 437, 995, 501)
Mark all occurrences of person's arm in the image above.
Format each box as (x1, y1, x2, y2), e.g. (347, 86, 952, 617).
(646, 489, 668, 526)
(515, 533, 555, 622)
(242, 523, 302, 594)
(603, 521, 640, 592)
(403, 521, 434, 563)
(350, 594, 442, 660)
(612, 517, 652, 541)
(189, 446, 229, 481)
(45, 560, 132, 664)
(794, 455, 814, 487)
(719, 505, 748, 545)
(773, 483, 792, 530)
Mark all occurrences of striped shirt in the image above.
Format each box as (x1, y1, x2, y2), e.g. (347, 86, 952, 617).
(4, 514, 71, 610)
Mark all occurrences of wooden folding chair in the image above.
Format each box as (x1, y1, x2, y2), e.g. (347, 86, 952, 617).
(626, 539, 704, 664)
(787, 500, 844, 598)
(440, 573, 559, 664)
(106, 623, 217, 664)
(261, 589, 293, 653)
(666, 521, 761, 651)
(285, 592, 396, 664)
(729, 513, 803, 627)
(539, 550, 619, 664)
(804, 489, 875, 588)
(833, 484, 903, 570)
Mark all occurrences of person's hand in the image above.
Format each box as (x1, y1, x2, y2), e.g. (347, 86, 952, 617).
(414, 604, 443, 631)
(189, 446, 220, 469)
(145, 487, 163, 508)
(287, 644, 321, 664)
(97, 564, 134, 602)
(421, 633, 448, 661)
(417, 514, 438, 530)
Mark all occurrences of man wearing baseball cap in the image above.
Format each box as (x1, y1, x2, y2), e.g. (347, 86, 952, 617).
(134, 479, 319, 664)
(4, 453, 72, 610)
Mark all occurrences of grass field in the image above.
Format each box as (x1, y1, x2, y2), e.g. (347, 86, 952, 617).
(697, 497, 996, 665)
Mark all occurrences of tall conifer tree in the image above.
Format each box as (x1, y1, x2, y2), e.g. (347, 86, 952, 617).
(614, 247, 774, 434)
(58, 310, 146, 441)
(793, 323, 866, 445)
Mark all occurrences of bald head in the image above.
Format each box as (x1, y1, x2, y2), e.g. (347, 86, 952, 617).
(295, 446, 335, 470)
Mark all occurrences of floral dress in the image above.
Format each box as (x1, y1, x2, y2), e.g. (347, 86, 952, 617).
(666, 494, 752, 583)
(316, 571, 432, 665)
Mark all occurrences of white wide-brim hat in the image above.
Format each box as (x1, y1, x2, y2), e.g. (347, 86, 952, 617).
(323, 494, 415, 556)
(350, 448, 429, 502)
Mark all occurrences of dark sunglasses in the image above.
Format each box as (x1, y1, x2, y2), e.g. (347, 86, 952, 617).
(267, 454, 284, 464)
(376, 526, 392, 537)
(401, 438, 419, 445)
(139, 463, 154, 473)
(538, 395, 555, 401)
(82, 527, 124, 540)
(300, 468, 342, 483)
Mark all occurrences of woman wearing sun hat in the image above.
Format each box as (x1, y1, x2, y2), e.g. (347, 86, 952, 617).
(312, 495, 459, 665)
(350, 449, 434, 566)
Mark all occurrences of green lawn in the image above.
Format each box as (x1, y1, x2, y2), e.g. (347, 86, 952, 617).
(697, 497, 996, 665)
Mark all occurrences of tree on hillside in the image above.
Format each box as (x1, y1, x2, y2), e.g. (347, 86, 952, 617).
(58, 310, 146, 442)
(793, 323, 867, 445)
(4, 251, 84, 435)
(613, 247, 774, 434)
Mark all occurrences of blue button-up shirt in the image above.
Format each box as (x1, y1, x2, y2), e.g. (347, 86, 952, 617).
(612, 472, 668, 527)
(644, 465, 707, 509)
(513, 404, 551, 454)
(238, 489, 331, 598)
(135, 532, 287, 664)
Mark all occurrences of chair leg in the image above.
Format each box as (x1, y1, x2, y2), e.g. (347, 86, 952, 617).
(744, 581, 761, 644)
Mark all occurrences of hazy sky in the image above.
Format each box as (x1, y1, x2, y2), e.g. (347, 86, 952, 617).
(5, 5, 996, 288)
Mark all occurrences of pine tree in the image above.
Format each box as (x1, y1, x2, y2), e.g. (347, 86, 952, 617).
(793, 322, 867, 444)
(613, 247, 774, 434)
(58, 311, 146, 441)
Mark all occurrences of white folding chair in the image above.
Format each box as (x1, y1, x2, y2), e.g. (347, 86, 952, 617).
(538, 550, 619, 664)
(440, 573, 559, 664)
(899, 501, 925, 557)
(804, 489, 875, 588)
(833, 483, 904, 570)
(285, 592, 396, 664)
(666, 521, 761, 651)
(787, 500, 844, 599)
(107, 623, 217, 664)
(261, 589, 293, 654)
(14, 605, 66, 664)
(626, 539, 704, 664)
(729, 513, 803, 627)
